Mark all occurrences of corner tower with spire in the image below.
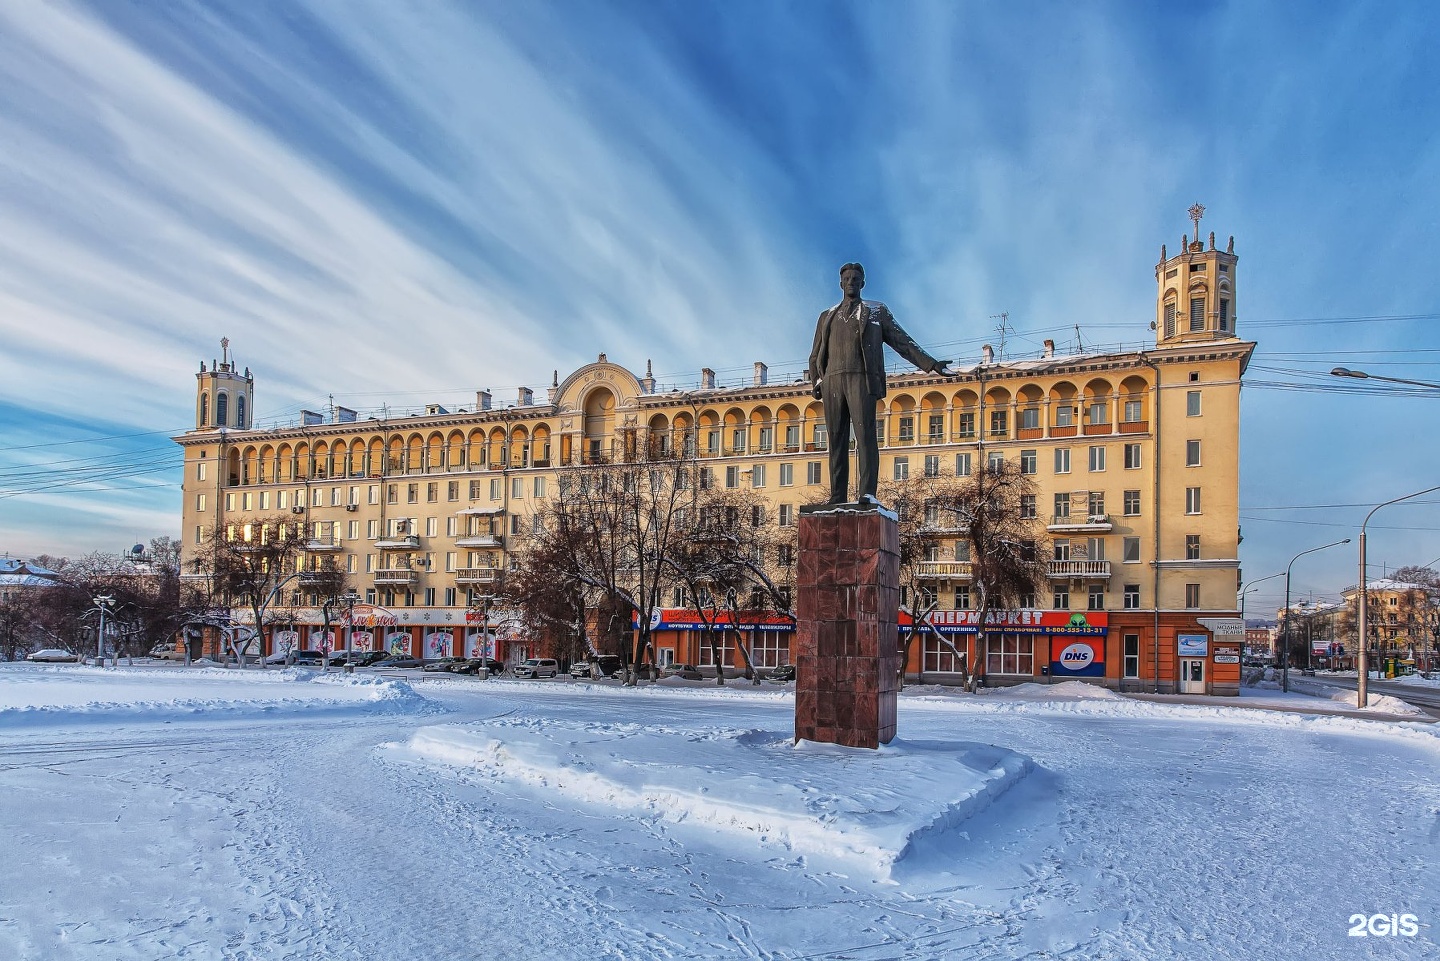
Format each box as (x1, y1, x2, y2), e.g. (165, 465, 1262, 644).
(195, 337, 254, 429)
(1154, 203, 1239, 346)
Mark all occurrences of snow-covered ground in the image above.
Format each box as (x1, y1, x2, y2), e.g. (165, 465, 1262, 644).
(1, 664, 1436, 960)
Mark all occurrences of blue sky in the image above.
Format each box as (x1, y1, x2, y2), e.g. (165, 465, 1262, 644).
(2, 0, 1439, 617)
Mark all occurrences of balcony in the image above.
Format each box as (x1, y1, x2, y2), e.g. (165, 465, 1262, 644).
(1048, 560, 1111, 579)
(455, 567, 502, 586)
(375, 534, 421, 550)
(455, 533, 504, 548)
(1046, 513, 1113, 533)
(298, 569, 339, 585)
(374, 568, 418, 586)
(304, 535, 342, 552)
(916, 561, 974, 580)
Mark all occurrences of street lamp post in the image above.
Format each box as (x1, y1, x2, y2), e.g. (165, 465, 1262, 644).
(1330, 368, 1440, 391)
(92, 594, 115, 665)
(1356, 484, 1440, 707)
(1282, 539, 1349, 693)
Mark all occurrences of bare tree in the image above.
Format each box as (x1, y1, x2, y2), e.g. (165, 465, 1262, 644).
(199, 515, 310, 666)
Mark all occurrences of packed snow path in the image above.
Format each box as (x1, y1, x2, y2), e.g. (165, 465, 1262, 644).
(0, 667, 1435, 960)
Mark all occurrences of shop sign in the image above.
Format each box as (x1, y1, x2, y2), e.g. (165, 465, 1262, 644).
(1050, 638, 1105, 677)
(1177, 634, 1209, 657)
(1213, 645, 1240, 664)
(643, 609, 796, 631)
(907, 609, 1109, 636)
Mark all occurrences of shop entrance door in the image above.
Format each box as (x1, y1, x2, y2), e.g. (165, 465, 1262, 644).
(1179, 658, 1206, 694)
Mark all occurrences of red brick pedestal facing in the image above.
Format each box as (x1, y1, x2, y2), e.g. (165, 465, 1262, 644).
(794, 507, 901, 748)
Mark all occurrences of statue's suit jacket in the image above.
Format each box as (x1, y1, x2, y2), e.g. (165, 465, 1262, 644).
(808, 300, 942, 400)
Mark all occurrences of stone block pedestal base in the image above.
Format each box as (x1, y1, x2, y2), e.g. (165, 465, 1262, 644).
(794, 506, 901, 749)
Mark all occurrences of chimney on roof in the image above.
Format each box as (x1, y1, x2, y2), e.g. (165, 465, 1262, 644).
(701, 367, 715, 389)
(753, 362, 768, 387)
(517, 387, 533, 406)
(476, 390, 492, 411)
(981, 344, 994, 365)
(1043, 339, 1055, 358)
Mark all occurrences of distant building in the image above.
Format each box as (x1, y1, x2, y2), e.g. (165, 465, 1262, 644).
(175, 218, 1253, 693)
(0, 558, 60, 603)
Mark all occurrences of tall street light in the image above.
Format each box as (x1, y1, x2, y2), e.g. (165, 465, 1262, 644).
(1239, 571, 1285, 662)
(92, 594, 115, 665)
(1356, 484, 1440, 707)
(1282, 539, 1349, 693)
(1331, 367, 1440, 391)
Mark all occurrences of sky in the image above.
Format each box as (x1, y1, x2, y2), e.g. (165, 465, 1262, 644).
(2, 0, 1440, 616)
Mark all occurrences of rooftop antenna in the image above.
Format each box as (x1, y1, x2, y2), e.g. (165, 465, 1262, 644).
(989, 312, 1010, 360)
(1073, 323, 1085, 354)
(327, 393, 335, 422)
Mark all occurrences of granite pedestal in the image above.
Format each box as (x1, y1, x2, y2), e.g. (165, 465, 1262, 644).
(794, 505, 901, 748)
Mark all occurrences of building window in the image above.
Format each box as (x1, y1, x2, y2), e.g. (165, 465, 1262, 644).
(955, 541, 971, 562)
(1053, 538, 1070, 561)
(1052, 587, 1070, 609)
(196, 493, 206, 512)
(1088, 492, 1105, 518)
(1087, 402, 1108, 426)
(958, 412, 976, 438)
(955, 585, 971, 609)
(1123, 490, 1141, 516)
(1122, 400, 1143, 423)
(986, 635, 1034, 675)
(444, 587, 456, 607)
(731, 428, 746, 454)
(197, 461, 208, 481)
(427, 482, 439, 503)
(758, 427, 774, 452)
(1189, 297, 1205, 331)
(1123, 585, 1140, 609)
(989, 410, 1008, 437)
(812, 423, 827, 450)
(927, 414, 945, 443)
(725, 466, 739, 489)
(1124, 443, 1141, 470)
(1186, 390, 1201, 416)
(1020, 450, 1037, 475)
(407, 484, 419, 504)
(893, 457, 909, 480)
(785, 424, 800, 450)
(1054, 448, 1071, 474)
(511, 477, 524, 499)
(1164, 301, 1176, 338)
(1185, 534, 1200, 560)
(780, 463, 794, 487)
(216, 392, 229, 427)
(1088, 446, 1106, 472)
(1185, 440, 1201, 467)
(1123, 537, 1141, 562)
(924, 454, 940, 477)
(1218, 299, 1230, 332)
(987, 451, 1004, 473)
(490, 478, 502, 500)
(897, 416, 914, 442)
(751, 464, 767, 487)
(1054, 493, 1070, 519)
(806, 461, 822, 485)
(1185, 487, 1201, 514)
(1020, 407, 1040, 430)
(921, 635, 966, 673)
(1055, 404, 1075, 428)
(1123, 633, 1140, 677)
(534, 477, 546, 498)
(448, 481, 459, 501)
(751, 505, 765, 527)
(1184, 583, 1201, 608)
(778, 504, 794, 527)
(955, 453, 972, 476)
(1088, 586, 1105, 610)
(1019, 494, 1036, 519)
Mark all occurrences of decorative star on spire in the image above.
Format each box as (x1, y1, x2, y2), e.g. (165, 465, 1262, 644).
(220, 337, 230, 366)
(1188, 203, 1205, 240)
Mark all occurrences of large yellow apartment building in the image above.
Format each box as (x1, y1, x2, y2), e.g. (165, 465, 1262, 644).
(175, 224, 1253, 694)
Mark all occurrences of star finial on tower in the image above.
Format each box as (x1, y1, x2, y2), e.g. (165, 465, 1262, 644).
(1188, 203, 1205, 240)
(220, 337, 230, 366)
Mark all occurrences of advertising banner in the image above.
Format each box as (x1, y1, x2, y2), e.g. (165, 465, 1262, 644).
(425, 631, 454, 658)
(308, 629, 335, 652)
(903, 609, 1109, 636)
(349, 630, 374, 652)
(1049, 636, 1105, 677)
(386, 631, 412, 655)
(273, 630, 300, 655)
(644, 609, 797, 631)
(1177, 634, 1209, 657)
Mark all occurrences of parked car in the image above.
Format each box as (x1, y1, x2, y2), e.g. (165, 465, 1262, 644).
(149, 644, 187, 661)
(767, 664, 797, 682)
(373, 653, 424, 669)
(423, 657, 464, 673)
(27, 648, 78, 663)
(344, 650, 391, 667)
(290, 650, 327, 666)
(660, 663, 704, 681)
(514, 657, 560, 679)
(453, 658, 505, 676)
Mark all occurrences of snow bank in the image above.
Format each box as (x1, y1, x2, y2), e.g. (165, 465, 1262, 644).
(0, 663, 435, 726)
(1337, 690, 1425, 716)
(402, 718, 1032, 875)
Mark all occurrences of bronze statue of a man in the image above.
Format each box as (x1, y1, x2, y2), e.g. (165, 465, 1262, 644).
(808, 263, 955, 505)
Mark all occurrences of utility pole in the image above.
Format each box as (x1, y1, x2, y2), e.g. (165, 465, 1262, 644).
(92, 594, 115, 665)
